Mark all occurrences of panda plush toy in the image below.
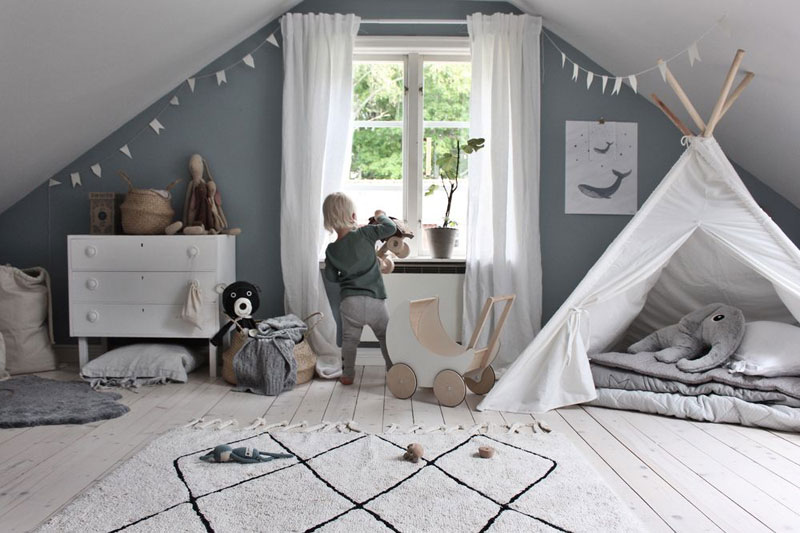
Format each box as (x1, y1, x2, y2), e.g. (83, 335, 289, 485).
(210, 281, 260, 346)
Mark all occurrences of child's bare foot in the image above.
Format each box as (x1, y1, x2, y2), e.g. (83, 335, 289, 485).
(339, 376, 354, 385)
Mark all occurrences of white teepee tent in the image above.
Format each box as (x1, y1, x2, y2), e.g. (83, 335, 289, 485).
(478, 50, 800, 414)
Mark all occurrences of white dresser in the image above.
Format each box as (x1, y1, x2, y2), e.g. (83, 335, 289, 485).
(68, 235, 236, 377)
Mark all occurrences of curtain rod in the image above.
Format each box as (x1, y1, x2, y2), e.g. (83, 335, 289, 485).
(360, 19, 467, 25)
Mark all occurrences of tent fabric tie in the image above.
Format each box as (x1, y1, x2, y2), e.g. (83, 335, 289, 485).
(565, 307, 588, 371)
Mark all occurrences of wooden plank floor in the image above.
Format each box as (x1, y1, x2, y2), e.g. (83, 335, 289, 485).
(2, 366, 800, 532)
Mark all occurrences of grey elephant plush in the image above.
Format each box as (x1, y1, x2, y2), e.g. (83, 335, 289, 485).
(627, 303, 746, 373)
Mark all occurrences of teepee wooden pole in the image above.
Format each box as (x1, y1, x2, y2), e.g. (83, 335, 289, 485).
(660, 60, 706, 132)
(651, 93, 693, 136)
(719, 71, 754, 120)
(704, 49, 746, 137)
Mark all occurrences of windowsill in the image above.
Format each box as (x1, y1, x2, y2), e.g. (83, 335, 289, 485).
(319, 257, 465, 267)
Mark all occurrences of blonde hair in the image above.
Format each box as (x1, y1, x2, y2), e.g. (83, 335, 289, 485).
(322, 192, 357, 232)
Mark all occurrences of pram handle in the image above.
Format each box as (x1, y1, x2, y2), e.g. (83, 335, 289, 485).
(467, 295, 516, 370)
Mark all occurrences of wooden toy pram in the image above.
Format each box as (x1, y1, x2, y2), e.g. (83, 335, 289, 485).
(385, 294, 515, 407)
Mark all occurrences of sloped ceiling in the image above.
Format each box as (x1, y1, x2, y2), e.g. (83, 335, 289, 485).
(2, 0, 799, 214)
(512, 0, 800, 207)
(0, 0, 300, 214)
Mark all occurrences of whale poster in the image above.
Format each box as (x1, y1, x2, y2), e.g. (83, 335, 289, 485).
(565, 120, 637, 215)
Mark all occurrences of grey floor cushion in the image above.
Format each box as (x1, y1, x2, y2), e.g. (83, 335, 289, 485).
(0, 375, 129, 428)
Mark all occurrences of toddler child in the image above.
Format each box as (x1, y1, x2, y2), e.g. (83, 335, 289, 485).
(322, 192, 396, 385)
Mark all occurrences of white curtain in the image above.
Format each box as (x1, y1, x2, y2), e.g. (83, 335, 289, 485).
(280, 13, 360, 378)
(464, 13, 542, 370)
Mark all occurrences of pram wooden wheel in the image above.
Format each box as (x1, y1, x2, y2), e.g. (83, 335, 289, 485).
(465, 365, 495, 395)
(433, 369, 467, 407)
(387, 363, 417, 399)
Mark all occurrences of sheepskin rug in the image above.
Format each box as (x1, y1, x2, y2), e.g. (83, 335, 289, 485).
(38, 425, 642, 532)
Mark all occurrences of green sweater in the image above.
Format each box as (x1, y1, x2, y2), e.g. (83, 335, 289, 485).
(324, 215, 397, 299)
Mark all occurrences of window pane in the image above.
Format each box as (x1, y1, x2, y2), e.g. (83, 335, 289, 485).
(353, 62, 404, 122)
(423, 61, 471, 122)
(421, 128, 470, 257)
(347, 127, 403, 225)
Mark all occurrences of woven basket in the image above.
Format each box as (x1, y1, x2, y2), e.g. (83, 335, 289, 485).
(222, 328, 248, 386)
(221, 313, 323, 386)
(295, 312, 323, 385)
(119, 171, 180, 235)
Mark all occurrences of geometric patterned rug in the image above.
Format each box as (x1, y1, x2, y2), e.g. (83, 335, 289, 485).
(37, 425, 642, 532)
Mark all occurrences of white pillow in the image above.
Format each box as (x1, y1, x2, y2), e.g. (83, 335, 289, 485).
(728, 321, 800, 377)
(81, 343, 204, 386)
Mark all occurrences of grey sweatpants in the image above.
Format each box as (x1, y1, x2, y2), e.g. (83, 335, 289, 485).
(340, 295, 392, 378)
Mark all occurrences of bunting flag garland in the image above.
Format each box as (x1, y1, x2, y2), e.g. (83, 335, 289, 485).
(688, 42, 701, 66)
(149, 119, 165, 135)
(612, 76, 623, 95)
(628, 75, 638, 94)
(549, 14, 728, 96)
(49, 20, 283, 194)
(658, 60, 668, 82)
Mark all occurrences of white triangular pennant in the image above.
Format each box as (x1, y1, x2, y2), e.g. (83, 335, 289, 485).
(149, 118, 165, 135)
(216, 70, 227, 85)
(48, 178, 61, 187)
(601, 75, 608, 94)
(70, 172, 82, 188)
(243, 54, 255, 68)
(586, 71, 594, 90)
(187, 77, 196, 92)
(612, 77, 623, 95)
(688, 42, 701, 67)
(561, 52, 566, 68)
(571, 62, 579, 81)
(169, 95, 180, 106)
(120, 144, 132, 159)
(628, 74, 638, 94)
(267, 32, 279, 48)
(91, 163, 102, 178)
(658, 60, 668, 82)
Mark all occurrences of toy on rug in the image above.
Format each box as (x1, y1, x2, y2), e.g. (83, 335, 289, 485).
(211, 281, 260, 347)
(368, 215, 414, 274)
(168, 154, 241, 236)
(403, 443, 424, 463)
(200, 444, 293, 464)
(478, 446, 495, 459)
(627, 303, 746, 373)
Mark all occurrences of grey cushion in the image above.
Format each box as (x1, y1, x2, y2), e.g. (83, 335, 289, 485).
(81, 343, 205, 386)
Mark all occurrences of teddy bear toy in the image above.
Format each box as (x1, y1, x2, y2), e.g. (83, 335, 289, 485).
(627, 303, 746, 373)
(368, 215, 415, 274)
(210, 281, 260, 346)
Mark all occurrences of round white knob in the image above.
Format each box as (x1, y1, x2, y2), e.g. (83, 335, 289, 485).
(85, 245, 97, 257)
(86, 278, 98, 290)
(86, 310, 99, 323)
(187, 246, 199, 258)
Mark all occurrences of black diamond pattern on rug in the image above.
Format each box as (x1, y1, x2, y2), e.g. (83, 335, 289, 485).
(110, 430, 567, 533)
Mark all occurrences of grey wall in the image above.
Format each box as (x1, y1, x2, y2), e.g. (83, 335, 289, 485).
(1, 0, 798, 343)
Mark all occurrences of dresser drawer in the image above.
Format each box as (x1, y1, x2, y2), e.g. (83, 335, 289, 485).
(70, 237, 218, 272)
(70, 304, 218, 338)
(70, 271, 220, 305)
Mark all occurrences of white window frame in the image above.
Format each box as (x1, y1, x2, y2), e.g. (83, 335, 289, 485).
(353, 36, 470, 257)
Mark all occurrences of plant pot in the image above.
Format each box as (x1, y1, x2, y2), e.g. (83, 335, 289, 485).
(426, 227, 457, 259)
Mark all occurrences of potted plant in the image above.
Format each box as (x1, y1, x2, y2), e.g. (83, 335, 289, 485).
(424, 137, 485, 258)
